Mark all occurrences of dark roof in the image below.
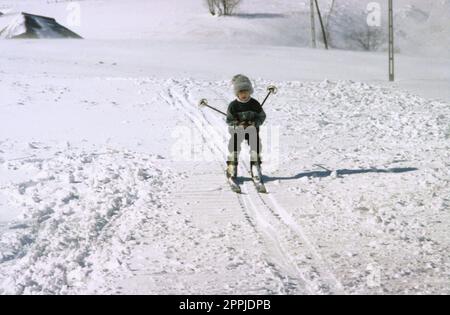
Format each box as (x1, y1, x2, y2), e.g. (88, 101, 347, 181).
(13, 12, 82, 39)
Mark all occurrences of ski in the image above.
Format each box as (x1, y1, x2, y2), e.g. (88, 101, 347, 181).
(227, 176, 241, 193)
(251, 176, 267, 193)
(250, 164, 267, 193)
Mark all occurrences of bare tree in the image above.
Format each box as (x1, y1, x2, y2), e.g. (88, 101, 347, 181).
(325, 0, 335, 41)
(205, 0, 241, 16)
(351, 24, 385, 51)
(222, 0, 241, 15)
(206, 0, 217, 15)
(325, 0, 336, 28)
(327, 3, 386, 51)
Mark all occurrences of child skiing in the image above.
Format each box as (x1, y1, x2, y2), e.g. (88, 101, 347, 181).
(226, 74, 267, 193)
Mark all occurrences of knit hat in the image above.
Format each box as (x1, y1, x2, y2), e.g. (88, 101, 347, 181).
(232, 74, 254, 96)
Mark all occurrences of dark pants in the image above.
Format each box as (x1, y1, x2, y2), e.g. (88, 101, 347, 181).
(227, 125, 262, 166)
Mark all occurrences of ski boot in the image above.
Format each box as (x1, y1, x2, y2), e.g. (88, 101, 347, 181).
(226, 163, 241, 193)
(250, 162, 267, 193)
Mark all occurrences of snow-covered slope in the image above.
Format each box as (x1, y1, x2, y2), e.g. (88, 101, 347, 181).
(0, 12, 29, 39)
(0, 0, 448, 56)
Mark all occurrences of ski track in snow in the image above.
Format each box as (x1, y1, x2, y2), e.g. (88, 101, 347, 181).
(169, 81, 348, 294)
(160, 83, 330, 294)
(159, 86, 304, 293)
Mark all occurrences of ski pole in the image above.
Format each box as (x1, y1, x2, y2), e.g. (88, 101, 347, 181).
(198, 99, 227, 116)
(261, 85, 278, 107)
(199, 85, 278, 116)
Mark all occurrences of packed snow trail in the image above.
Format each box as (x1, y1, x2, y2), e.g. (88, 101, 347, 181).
(159, 82, 324, 294)
(166, 80, 346, 294)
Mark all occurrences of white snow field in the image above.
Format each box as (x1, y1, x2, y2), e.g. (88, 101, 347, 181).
(0, 0, 449, 294)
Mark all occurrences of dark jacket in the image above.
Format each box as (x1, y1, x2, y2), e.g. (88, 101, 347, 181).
(226, 98, 266, 127)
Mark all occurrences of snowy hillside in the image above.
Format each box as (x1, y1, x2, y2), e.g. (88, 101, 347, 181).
(0, 0, 449, 295)
(0, 0, 449, 56)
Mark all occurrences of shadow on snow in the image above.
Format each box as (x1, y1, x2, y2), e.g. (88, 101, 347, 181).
(234, 167, 418, 184)
(261, 167, 419, 183)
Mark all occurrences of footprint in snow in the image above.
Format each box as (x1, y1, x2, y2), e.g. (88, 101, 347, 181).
(28, 142, 40, 149)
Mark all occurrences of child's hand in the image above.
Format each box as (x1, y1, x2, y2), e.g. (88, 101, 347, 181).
(239, 121, 250, 128)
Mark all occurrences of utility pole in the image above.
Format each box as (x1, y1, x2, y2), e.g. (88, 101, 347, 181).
(315, 0, 329, 50)
(310, 0, 317, 48)
(388, 0, 394, 81)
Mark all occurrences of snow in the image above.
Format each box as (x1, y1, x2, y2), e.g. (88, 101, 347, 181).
(0, 0, 448, 56)
(0, 0, 449, 295)
(0, 147, 178, 294)
(0, 12, 27, 39)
